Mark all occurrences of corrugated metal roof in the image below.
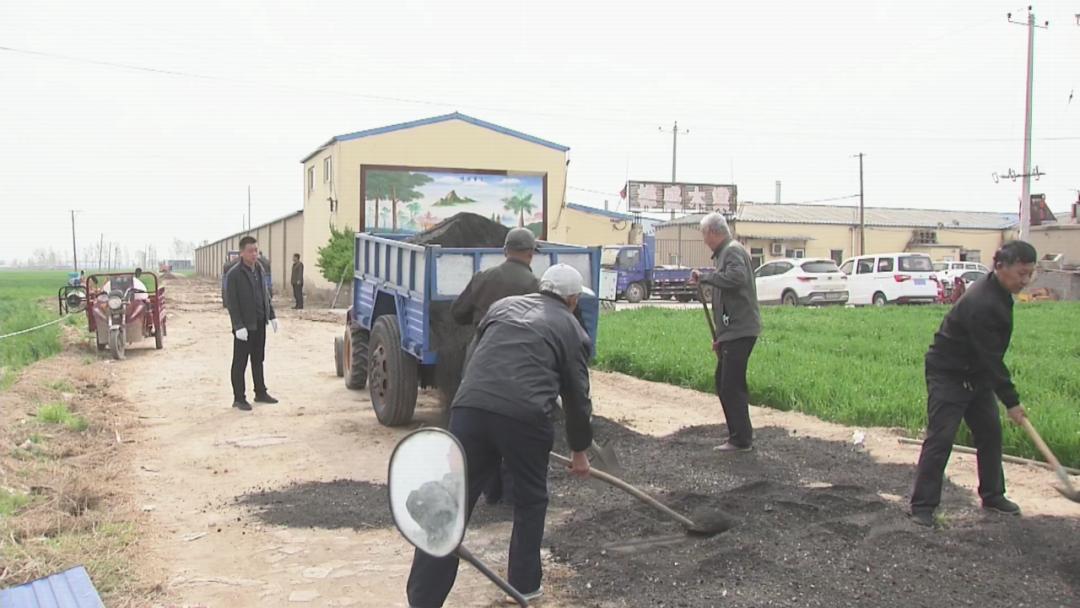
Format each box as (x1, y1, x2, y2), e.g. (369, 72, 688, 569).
(660, 203, 1019, 230)
(0, 566, 104, 608)
(301, 112, 570, 162)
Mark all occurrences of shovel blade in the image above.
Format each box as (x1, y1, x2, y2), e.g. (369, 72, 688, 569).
(587, 441, 623, 477)
(1054, 484, 1080, 504)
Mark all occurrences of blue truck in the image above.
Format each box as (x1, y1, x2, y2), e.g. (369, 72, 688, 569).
(334, 232, 602, 427)
(601, 235, 712, 303)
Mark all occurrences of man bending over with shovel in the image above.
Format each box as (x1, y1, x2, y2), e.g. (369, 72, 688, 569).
(406, 264, 594, 607)
(909, 240, 1036, 527)
(690, 212, 762, 453)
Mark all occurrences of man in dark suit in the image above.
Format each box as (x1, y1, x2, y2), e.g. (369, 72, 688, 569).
(224, 236, 279, 411)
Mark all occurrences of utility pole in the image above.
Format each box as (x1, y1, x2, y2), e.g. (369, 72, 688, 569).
(69, 210, 80, 272)
(247, 185, 252, 233)
(853, 153, 865, 255)
(97, 233, 104, 271)
(659, 121, 689, 182)
(1008, 7, 1048, 240)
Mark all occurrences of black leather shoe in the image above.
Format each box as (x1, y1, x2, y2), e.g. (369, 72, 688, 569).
(232, 400, 252, 411)
(982, 496, 1021, 515)
(254, 393, 279, 404)
(909, 510, 935, 528)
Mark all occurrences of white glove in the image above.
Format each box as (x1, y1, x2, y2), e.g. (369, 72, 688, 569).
(271, 319, 279, 333)
(234, 328, 249, 341)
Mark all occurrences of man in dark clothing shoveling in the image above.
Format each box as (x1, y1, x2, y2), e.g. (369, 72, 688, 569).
(450, 227, 540, 506)
(909, 241, 1036, 527)
(690, 212, 762, 453)
(406, 263, 595, 608)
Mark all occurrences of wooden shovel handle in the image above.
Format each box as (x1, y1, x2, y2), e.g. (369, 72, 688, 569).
(549, 452, 697, 530)
(1020, 417, 1064, 471)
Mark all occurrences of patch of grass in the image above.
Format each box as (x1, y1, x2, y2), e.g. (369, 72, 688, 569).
(596, 302, 1080, 468)
(0, 271, 69, 387)
(36, 402, 89, 432)
(0, 487, 31, 517)
(47, 379, 75, 393)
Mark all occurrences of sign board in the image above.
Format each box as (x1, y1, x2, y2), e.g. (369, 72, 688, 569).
(361, 166, 547, 238)
(626, 180, 737, 214)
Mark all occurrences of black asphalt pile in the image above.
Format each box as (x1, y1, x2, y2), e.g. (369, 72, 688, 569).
(406, 212, 509, 248)
(541, 418, 1080, 608)
(409, 213, 510, 412)
(237, 479, 392, 530)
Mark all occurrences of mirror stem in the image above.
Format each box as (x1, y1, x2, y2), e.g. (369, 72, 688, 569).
(455, 545, 529, 607)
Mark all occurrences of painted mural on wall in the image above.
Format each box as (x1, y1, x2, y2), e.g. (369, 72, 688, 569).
(363, 168, 546, 236)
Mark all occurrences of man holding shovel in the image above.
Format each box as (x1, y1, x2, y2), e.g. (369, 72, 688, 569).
(909, 241, 1037, 527)
(690, 212, 762, 453)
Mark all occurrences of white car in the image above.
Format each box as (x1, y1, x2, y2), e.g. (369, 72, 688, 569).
(754, 258, 849, 306)
(933, 260, 990, 284)
(839, 253, 939, 306)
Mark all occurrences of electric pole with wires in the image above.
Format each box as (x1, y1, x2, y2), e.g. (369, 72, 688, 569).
(659, 121, 689, 182)
(1007, 7, 1048, 241)
(852, 154, 865, 256)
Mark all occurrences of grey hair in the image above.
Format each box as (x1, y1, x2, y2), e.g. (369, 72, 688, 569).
(699, 212, 730, 236)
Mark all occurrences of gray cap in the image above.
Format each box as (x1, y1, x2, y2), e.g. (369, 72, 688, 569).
(504, 227, 538, 252)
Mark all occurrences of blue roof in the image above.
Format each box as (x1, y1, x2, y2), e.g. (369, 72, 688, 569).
(566, 202, 637, 221)
(0, 566, 104, 608)
(301, 112, 570, 162)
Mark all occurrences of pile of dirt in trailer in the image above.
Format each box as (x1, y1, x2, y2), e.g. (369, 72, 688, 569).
(409, 213, 510, 410)
(542, 419, 1079, 607)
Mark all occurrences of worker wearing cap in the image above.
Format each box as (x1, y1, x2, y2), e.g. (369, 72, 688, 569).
(909, 241, 1036, 527)
(406, 263, 595, 608)
(450, 227, 541, 505)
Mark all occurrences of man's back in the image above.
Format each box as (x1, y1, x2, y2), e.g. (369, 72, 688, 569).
(450, 259, 539, 326)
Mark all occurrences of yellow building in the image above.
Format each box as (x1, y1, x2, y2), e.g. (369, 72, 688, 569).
(654, 202, 1017, 269)
(300, 113, 569, 290)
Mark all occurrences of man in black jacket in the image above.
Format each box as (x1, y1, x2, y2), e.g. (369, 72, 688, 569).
(909, 241, 1036, 527)
(406, 263, 594, 608)
(291, 253, 304, 310)
(224, 236, 279, 411)
(450, 227, 540, 505)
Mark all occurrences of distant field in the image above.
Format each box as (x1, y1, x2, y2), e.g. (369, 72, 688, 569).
(0, 271, 71, 387)
(596, 303, 1080, 468)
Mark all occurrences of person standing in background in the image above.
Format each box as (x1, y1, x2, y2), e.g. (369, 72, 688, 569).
(291, 253, 304, 310)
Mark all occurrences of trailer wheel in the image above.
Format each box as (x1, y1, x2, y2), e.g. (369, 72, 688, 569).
(344, 326, 369, 389)
(109, 327, 126, 361)
(368, 316, 417, 426)
(676, 294, 692, 303)
(334, 336, 345, 377)
(625, 282, 647, 303)
(154, 315, 164, 350)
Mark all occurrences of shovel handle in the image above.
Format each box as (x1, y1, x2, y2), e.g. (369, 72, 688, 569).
(549, 452, 698, 530)
(696, 284, 717, 342)
(1019, 418, 1068, 477)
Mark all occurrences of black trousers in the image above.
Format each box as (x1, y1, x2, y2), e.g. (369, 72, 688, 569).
(715, 336, 757, 448)
(231, 325, 267, 401)
(293, 283, 303, 309)
(407, 407, 553, 608)
(911, 371, 1005, 512)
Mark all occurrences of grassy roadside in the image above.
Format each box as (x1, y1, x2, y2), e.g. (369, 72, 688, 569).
(0, 271, 69, 388)
(596, 303, 1080, 468)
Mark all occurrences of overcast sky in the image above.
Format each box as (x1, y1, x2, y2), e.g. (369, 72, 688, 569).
(2, 0, 1079, 265)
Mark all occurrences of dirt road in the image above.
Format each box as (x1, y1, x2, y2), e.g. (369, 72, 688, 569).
(119, 278, 1076, 607)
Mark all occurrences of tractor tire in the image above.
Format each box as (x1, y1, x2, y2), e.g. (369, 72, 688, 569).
(625, 282, 647, 304)
(154, 319, 164, 350)
(334, 335, 345, 377)
(872, 292, 888, 307)
(782, 291, 799, 307)
(344, 326, 370, 389)
(676, 294, 692, 303)
(367, 315, 418, 427)
(109, 327, 125, 360)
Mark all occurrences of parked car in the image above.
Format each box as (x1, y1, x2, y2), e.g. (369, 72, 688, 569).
(839, 253, 939, 306)
(754, 258, 849, 306)
(933, 260, 990, 284)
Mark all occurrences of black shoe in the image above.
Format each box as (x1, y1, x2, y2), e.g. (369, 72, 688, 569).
(254, 392, 279, 404)
(232, 399, 252, 411)
(909, 510, 935, 527)
(982, 496, 1021, 515)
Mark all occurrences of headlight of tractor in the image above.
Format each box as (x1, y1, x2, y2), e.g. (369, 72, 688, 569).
(108, 296, 123, 310)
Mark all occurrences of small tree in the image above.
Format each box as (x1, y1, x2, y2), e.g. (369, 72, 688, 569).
(317, 224, 355, 284)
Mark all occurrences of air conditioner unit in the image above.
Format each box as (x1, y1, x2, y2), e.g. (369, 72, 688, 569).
(770, 242, 784, 256)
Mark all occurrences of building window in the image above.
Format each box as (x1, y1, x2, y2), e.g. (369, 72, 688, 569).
(913, 230, 937, 245)
(786, 248, 805, 259)
(323, 156, 332, 184)
(307, 166, 315, 194)
(830, 249, 844, 265)
(750, 247, 764, 270)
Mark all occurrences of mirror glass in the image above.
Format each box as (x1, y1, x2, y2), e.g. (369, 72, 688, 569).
(388, 428, 468, 558)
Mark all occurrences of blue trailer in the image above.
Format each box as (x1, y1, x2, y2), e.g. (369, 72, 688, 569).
(335, 232, 602, 426)
(601, 235, 712, 303)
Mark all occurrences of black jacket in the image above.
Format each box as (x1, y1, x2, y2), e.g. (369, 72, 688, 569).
(450, 259, 540, 326)
(701, 239, 762, 342)
(452, 293, 594, 452)
(225, 262, 276, 333)
(291, 261, 304, 286)
(925, 272, 1019, 408)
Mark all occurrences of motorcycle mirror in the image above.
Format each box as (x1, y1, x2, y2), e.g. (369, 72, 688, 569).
(387, 427, 468, 558)
(387, 428, 531, 606)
